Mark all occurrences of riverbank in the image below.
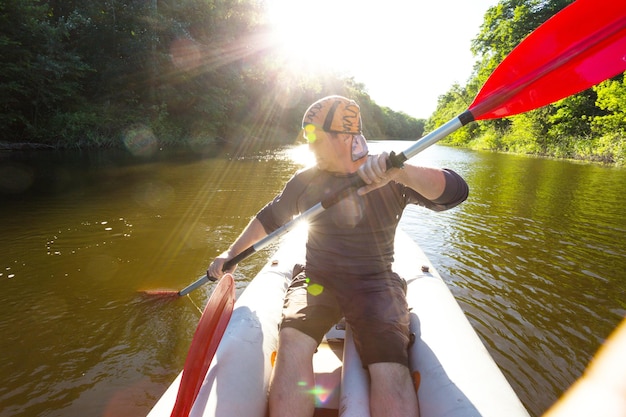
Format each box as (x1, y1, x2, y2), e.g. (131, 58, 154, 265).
(461, 131, 625, 166)
(0, 142, 56, 151)
(2, 138, 623, 167)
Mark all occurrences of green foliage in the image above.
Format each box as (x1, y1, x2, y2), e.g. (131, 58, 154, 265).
(426, 83, 480, 146)
(547, 91, 599, 138)
(500, 112, 544, 153)
(587, 77, 626, 164)
(469, 129, 500, 151)
(592, 76, 626, 135)
(428, 0, 626, 164)
(374, 107, 424, 139)
(0, 0, 92, 140)
(0, 0, 423, 149)
(595, 134, 626, 165)
(5, 0, 622, 163)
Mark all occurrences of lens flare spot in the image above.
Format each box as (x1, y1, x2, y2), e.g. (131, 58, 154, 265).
(123, 125, 158, 157)
(309, 385, 332, 404)
(0, 162, 35, 194)
(303, 124, 317, 143)
(307, 283, 324, 296)
(170, 38, 202, 71)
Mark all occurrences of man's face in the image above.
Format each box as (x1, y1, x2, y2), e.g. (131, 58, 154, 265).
(303, 125, 349, 173)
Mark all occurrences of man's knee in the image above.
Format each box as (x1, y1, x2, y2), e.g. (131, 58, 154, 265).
(368, 361, 411, 383)
(277, 327, 318, 356)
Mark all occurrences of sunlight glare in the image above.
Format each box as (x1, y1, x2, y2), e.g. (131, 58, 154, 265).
(285, 144, 316, 168)
(264, 0, 500, 119)
(293, 215, 310, 236)
(265, 0, 355, 75)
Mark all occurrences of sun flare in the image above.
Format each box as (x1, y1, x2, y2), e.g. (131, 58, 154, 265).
(265, 0, 356, 76)
(285, 144, 316, 168)
(263, 0, 498, 119)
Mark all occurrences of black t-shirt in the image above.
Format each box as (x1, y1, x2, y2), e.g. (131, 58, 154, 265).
(256, 166, 468, 279)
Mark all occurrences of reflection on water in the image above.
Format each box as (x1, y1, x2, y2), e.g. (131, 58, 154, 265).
(1, 143, 625, 417)
(399, 146, 626, 414)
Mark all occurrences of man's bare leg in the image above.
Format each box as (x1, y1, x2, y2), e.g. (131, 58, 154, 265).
(268, 327, 319, 417)
(369, 362, 419, 417)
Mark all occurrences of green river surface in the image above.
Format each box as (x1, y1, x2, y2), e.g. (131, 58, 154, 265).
(1, 141, 625, 417)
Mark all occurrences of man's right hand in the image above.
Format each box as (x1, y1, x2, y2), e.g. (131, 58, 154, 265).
(207, 252, 236, 280)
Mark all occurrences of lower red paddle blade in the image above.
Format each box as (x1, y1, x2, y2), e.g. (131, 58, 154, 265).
(169, 274, 235, 417)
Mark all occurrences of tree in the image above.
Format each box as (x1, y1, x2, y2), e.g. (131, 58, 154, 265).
(592, 76, 626, 136)
(0, 0, 90, 141)
(427, 0, 626, 162)
(0, 0, 441, 149)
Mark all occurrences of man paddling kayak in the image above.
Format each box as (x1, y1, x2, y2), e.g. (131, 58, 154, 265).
(208, 95, 468, 417)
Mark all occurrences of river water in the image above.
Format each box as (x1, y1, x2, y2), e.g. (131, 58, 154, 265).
(1, 142, 624, 417)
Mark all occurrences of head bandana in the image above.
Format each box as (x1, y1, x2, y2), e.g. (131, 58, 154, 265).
(302, 95, 369, 161)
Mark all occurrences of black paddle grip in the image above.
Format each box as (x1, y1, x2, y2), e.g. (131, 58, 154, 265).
(206, 246, 256, 281)
(388, 151, 407, 169)
(223, 246, 255, 271)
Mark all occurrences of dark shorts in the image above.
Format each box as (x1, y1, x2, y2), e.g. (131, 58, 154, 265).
(280, 265, 411, 367)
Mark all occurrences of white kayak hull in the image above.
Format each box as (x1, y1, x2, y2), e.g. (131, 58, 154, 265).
(148, 229, 529, 417)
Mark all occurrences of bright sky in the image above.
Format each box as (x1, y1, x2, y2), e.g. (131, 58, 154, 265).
(265, 0, 499, 119)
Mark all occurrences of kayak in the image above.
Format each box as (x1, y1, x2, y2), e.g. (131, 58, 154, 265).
(147, 229, 530, 417)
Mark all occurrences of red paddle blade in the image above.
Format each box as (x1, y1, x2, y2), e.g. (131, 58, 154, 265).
(170, 274, 235, 417)
(470, 0, 626, 121)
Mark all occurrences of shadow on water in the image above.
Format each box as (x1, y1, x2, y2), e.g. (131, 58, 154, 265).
(0, 146, 226, 201)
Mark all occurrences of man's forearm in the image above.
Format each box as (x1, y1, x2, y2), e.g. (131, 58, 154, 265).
(226, 217, 268, 258)
(394, 164, 447, 200)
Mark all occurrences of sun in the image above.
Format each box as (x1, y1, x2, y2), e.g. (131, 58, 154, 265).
(264, 0, 356, 76)
(261, 0, 501, 119)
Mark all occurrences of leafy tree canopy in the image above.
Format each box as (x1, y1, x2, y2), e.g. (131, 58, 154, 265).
(0, 0, 424, 150)
(429, 0, 625, 164)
